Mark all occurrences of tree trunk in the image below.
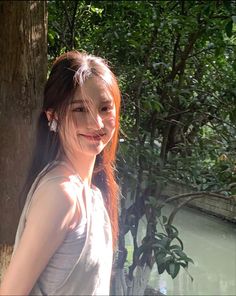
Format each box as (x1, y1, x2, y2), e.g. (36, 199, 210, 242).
(128, 265, 152, 296)
(112, 268, 128, 296)
(0, 1, 47, 244)
(113, 265, 153, 296)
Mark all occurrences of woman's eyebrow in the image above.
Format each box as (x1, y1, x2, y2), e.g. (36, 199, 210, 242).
(100, 98, 113, 103)
(71, 98, 113, 104)
(70, 100, 85, 104)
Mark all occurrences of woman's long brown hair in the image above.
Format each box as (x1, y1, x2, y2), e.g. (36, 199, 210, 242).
(20, 51, 121, 248)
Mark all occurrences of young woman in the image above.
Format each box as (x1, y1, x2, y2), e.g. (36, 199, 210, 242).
(0, 51, 121, 295)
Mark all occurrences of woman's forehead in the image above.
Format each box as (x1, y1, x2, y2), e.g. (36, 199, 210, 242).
(73, 77, 114, 105)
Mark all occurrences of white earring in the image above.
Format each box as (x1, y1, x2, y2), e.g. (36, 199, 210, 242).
(48, 119, 58, 132)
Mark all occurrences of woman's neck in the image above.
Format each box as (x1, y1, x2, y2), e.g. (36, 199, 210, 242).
(60, 152, 96, 187)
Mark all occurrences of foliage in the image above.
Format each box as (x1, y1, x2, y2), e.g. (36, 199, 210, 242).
(47, 0, 236, 289)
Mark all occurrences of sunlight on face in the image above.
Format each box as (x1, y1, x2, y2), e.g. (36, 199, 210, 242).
(60, 77, 116, 158)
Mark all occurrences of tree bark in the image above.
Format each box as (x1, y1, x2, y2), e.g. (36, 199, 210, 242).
(128, 265, 152, 296)
(113, 265, 153, 296)
(0, 1, 47, 244)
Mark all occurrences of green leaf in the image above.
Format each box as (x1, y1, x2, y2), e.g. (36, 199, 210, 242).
(143, 100, 152, 111)
(162, 215, 168, 224)
(157, 263, 165, 274)
(158, 255, 173, 265)
(156, 250, 166, 258)
(167, 262, 180, 279)
(152, 101, 164, 112)
(156, 251, 166, 262)
(152, 242, 167, 251)
(185, 257, 194, 264)
(165, 224, 179, 238)
(174, 249, 187, 259)
(170, 244, 182, 251)
(48, 32, 55, 46)
(90, 6, 103, 16)
(179, 262, 188, 268)
(175, 237, 184, 250)
(129, 39, 140, 49)
(225, 20, 233, 38)
(158, 237, 170, 248)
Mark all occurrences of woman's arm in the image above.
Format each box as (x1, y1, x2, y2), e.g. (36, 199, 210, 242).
(0, 178, 78, 295)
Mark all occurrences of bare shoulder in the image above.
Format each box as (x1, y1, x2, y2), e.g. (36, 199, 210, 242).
(33, 162, 80, 207)
(36, 162, 72, 189)
(27, 174, 80, 231)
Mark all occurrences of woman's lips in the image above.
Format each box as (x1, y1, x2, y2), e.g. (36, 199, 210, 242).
(80, 134, 105, 141)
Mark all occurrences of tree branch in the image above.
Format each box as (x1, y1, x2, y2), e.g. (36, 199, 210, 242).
(172, 33, 181, 72)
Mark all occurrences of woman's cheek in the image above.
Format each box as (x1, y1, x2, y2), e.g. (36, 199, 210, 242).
(105, 116, 116, 129)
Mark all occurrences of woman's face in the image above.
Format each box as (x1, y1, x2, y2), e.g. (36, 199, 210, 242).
(61, 77, 116, 158)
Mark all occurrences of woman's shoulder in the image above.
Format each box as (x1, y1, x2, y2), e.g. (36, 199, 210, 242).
(40, 161, 72, 181)
(29, 178, 75, 218)
(35, 161, 78, 190)
(27, 162, 82, 219)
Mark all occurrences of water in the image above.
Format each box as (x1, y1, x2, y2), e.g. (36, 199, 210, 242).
(126, 205, 236, 295)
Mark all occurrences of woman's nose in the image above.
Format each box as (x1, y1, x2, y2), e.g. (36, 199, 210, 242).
(87, 113, 104, 130)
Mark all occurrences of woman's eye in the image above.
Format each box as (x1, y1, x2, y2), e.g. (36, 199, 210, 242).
(101, 105, 113, 112)
(73, 107, 87, 112)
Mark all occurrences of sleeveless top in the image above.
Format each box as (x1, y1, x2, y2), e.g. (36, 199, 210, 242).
(13, 161, 113, 295)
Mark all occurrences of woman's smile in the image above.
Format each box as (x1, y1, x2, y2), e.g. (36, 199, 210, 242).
(79, 133, 106, 141)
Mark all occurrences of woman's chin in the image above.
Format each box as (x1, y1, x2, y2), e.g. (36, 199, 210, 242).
(80, 143, 105, 156)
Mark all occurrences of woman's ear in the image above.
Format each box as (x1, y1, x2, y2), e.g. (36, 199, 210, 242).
(45, 109, 58, 122)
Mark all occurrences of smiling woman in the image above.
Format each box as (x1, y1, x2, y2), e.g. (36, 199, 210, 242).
(63, 77, 117, 160)
(0, 51, 121, 295)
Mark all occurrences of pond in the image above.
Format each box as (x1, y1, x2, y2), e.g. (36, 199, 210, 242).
(126, 205, 236, 295)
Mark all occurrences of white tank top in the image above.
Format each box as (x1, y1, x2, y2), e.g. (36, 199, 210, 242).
(13, 161, 113, 295)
